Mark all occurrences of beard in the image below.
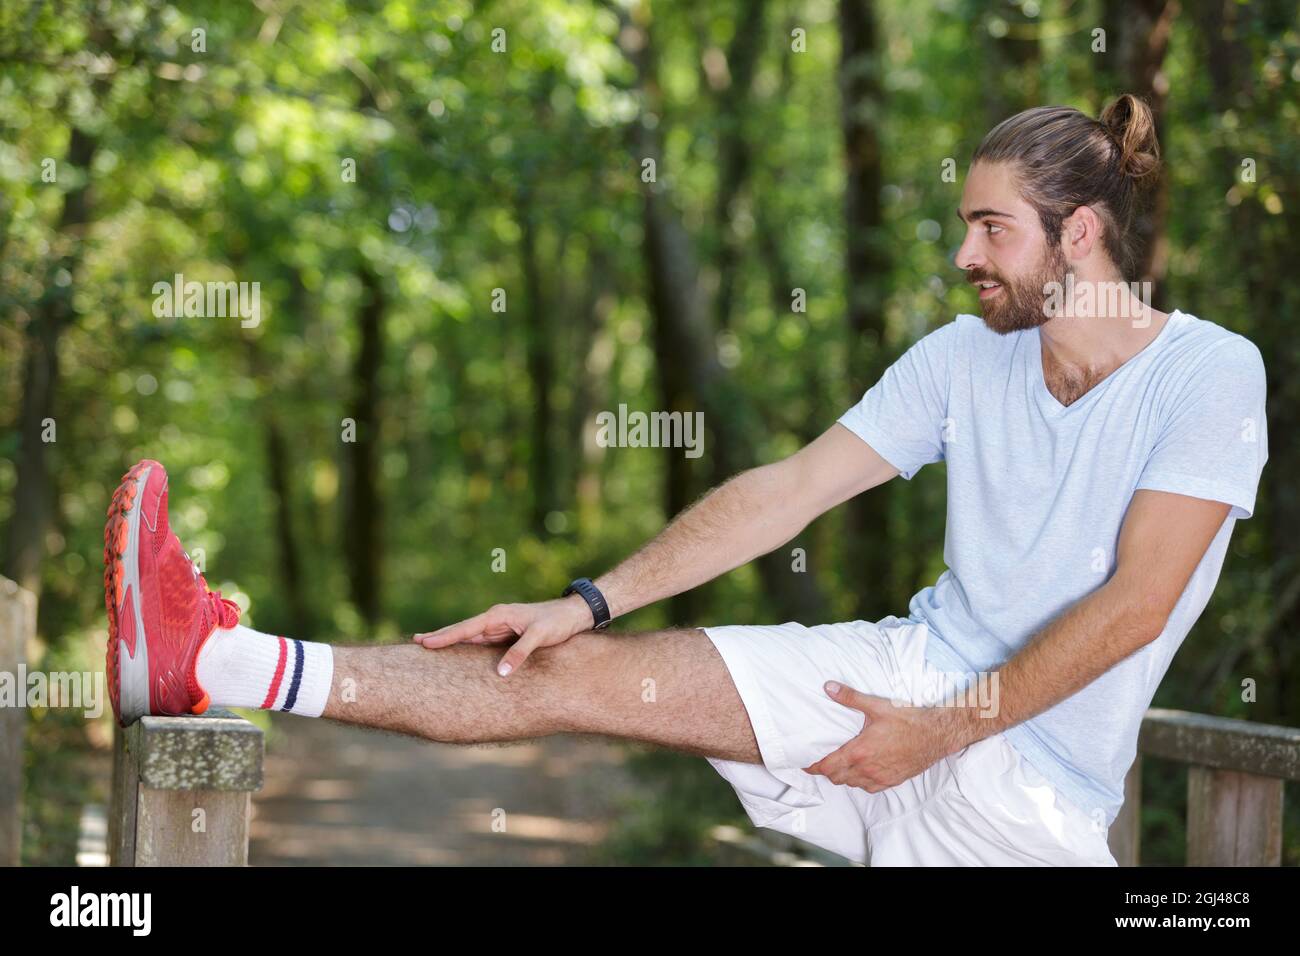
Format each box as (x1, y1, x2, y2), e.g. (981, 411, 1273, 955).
(971, 242, 1070, 336)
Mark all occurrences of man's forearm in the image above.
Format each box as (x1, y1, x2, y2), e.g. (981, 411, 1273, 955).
(591, 463, 810, 621)
(943, 576, 1165, 752)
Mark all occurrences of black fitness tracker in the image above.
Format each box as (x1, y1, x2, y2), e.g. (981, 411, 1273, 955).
(562, 577, 612, 630)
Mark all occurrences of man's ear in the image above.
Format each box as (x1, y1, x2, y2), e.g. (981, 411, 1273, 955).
(1062, 204, 1103, 262)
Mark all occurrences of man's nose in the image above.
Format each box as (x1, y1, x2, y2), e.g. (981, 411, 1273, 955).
(954, 234, 984, 272)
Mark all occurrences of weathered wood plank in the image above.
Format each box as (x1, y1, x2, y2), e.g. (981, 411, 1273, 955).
(1108, 757, 1142, 867)
(1187, 767, 1283, 866)
(135, 789, 251, 866)
(108, 720, 141, 866)
(1140, 708, 1300, 780)
(0, 576, 36, 866)
(109, 707, 263, 866)
(135, 711, 264, 791)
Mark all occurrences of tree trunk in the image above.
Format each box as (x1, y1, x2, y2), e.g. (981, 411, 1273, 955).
(244, 326, 314, 638)
(344, 264, 385, 627)
(518, 197, 557, 536)
(1099, 0, 1178, 297)
(712, 0, 768, 333)
(3, 125, 97, 598)
(623, 3, 826, 624)
(982, 1, 1042, 124)
(1193, 0, 1298, 723)
(264, 415, 312, 635)
(566, 248, 616, 532)
(839, 0, 896, 619)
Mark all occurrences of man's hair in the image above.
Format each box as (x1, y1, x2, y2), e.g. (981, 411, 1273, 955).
(972, 94, 1161, 281)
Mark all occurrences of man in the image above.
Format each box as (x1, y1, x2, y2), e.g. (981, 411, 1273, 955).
(103, 94, 1267, 865)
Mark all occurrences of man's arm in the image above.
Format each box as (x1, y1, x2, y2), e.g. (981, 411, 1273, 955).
(805, 488, 1233, 790)
(592, 422, 898, 619)
(952, 489, 1231, 745)
(415, 423, 898, 675)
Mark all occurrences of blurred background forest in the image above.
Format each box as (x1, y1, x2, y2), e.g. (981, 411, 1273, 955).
(2, 0, 1298, 865)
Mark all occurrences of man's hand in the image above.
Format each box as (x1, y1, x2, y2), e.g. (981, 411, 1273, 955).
(412, 595, 595, 677)
(802, 681, 971, 792)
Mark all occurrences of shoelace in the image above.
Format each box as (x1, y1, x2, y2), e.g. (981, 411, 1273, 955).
(200, 577, 241, 629)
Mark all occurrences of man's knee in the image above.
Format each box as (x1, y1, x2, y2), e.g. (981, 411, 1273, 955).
(525, 628, 705, 724)
(528, 630, 619, 676)
(531, 626, 702, 673)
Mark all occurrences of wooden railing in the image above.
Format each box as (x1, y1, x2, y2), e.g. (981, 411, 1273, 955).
(1108, 708, 1300, 866)
(109, 708, 265, 865)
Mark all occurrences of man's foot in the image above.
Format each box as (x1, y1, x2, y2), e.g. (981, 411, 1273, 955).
(103, 459, 241, 727)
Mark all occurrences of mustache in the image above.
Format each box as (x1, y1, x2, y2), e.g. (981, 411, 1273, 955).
(967, 268, 1004, 285)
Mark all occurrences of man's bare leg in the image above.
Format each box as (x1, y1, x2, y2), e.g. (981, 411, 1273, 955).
(321, 628, 762, 764)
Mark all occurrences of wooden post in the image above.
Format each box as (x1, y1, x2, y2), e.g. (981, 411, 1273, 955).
(1187, 767, 1284, 866)
(1108, 757, 1142, 866)
(109, 708, 264, 866)
(0, 576, 36, 866)
(1139, 709, 1299, 866)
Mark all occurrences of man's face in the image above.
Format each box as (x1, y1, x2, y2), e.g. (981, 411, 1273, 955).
(955, 161, 1069, 335)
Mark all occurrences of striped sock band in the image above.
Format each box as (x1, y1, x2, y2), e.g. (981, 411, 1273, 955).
(195, 624, 333, 718)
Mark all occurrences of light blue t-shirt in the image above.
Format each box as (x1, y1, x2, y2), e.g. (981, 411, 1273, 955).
(837, 309, 1269, 828)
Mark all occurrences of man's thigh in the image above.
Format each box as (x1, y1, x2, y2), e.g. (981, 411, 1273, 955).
(542, 627, 762, 764)
(694, 616, 937, 863)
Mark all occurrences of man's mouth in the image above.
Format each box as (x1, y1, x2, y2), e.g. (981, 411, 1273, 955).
(973, 280, 1002, 300)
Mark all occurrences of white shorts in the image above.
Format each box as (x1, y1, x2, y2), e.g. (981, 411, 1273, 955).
(701, 616, 1117, 866)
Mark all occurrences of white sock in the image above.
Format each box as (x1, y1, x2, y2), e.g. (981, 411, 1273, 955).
(195, 624, 334, 718)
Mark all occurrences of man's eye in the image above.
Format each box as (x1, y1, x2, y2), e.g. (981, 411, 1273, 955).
(985, 223, 1003, 235)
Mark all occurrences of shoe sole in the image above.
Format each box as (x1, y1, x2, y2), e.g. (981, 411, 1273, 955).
(104, 461, 156, 727)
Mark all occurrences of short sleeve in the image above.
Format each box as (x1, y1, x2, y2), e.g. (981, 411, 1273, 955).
(1134, 338, 1268, 519)
(837, 320, 956, 480)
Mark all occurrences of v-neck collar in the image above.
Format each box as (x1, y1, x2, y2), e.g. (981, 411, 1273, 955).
(1033, 309, 1184, 415)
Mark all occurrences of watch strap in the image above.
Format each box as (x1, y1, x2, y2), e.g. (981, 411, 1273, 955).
(562, 577, 612, 630)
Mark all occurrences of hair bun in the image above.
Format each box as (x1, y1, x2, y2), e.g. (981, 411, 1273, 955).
(1100, 94, 1161, 186)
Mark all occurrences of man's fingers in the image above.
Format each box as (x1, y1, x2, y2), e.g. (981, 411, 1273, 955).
(804, 743, 851, 780)
(495, 628, 551, 677)
(414, 607, 518, 648)
(823, 679, 880, 713)
(413, 614, 486, 647)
